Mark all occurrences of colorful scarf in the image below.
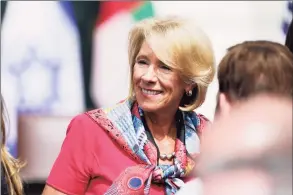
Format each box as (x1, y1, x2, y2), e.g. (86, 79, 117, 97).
(86, 99, 208, 195)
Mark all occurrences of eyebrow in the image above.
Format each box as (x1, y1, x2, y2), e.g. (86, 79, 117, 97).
(136, 53, 150, 60)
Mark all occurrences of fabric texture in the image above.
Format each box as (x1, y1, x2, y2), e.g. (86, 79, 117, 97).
(86, 99, 208, 195)
(46, 98, 208, 194)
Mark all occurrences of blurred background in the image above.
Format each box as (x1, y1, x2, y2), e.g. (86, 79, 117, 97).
(0, 1, 292, 194)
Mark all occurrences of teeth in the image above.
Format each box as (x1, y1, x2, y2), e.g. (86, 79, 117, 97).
(142, 89, 161, 95)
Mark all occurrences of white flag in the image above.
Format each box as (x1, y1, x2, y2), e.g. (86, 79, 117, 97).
(1, 1, 85, 157)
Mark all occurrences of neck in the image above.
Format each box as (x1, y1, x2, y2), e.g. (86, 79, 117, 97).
(144, 109, 177, 141)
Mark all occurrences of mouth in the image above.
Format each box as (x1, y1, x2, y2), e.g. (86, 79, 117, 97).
(141, 88, 163, 96)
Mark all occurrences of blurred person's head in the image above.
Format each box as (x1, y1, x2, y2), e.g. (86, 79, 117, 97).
(197, 93, 292, 195)
(1, 95, 24, 195)
(127, 16, 215, 112)
(215, 40, 293, 118)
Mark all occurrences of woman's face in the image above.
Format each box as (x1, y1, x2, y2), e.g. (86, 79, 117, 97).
(133, 41, 190, 114)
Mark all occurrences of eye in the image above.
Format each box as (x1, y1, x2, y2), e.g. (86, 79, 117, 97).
(160, 64, 172, 71)
(137, 59, 148, 65)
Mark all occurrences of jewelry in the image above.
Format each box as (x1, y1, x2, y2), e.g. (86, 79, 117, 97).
(159, 152, 175, 161)
(186, 90, 192, 96)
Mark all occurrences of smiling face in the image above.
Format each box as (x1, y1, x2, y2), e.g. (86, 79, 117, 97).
(133, 41, 191, 114)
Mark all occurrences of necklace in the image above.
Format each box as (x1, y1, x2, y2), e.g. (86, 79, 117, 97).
(159, 152, 175, 161)
(155, 129, 176, 161)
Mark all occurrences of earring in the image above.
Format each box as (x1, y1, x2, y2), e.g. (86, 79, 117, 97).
(186, 90, 192, 96)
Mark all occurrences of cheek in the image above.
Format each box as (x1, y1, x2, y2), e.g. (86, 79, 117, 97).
(166, 77, 185, 95)
(132, 66, 141, 84)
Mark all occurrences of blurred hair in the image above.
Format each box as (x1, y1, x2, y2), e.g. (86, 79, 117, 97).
(1, 96, 24, 195)
(217, 40, 293, 104)
(127, 16, 215, 111)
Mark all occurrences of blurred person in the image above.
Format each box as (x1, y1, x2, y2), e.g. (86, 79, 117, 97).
(197, 93, 292, 195)
(177, 40, 293, 195)
(42, 16, 215, 195)
(1, 96, 24, 195)
(176, 178, 203, 195)
(215, 40, 293, 119)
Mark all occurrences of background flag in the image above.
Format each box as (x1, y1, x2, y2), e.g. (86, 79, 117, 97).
(91, 1, 154, 108)
(1, 1, 85, 157)
(282, 1, 293, 36)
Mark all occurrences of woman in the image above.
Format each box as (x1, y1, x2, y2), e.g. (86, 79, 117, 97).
(1, 96, 24, 195)
(42, 16, 215, 195)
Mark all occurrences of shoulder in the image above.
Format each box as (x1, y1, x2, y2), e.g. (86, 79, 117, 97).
(197, 113, 211, 134)
(185, 111, 211, 134)
(197, 113, 211, 128)
(65, 109, 104, 137)
(185, 111, 211, 125)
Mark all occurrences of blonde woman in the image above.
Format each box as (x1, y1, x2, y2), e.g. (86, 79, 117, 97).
(1, 96, 24, 195)
(43, 16, 215, 195)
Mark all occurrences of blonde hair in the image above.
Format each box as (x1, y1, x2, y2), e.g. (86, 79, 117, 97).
(127, 16, 215, 111)
(1, 97, 24, 195)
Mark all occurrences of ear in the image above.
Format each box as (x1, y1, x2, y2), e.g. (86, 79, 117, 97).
(216, 93, 232, 118)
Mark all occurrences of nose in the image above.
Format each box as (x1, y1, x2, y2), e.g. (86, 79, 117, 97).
(141, 65, 158, 83)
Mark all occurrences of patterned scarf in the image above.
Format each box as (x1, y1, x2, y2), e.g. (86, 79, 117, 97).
(86, 99, 208, 195)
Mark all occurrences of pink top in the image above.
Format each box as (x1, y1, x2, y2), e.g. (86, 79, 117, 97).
(46, 113, 196, 195)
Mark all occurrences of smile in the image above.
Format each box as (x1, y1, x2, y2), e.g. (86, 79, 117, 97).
(141, 88, 162, 95)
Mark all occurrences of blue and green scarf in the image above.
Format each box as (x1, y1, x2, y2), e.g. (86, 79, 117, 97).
(86, 98, 208, 195)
